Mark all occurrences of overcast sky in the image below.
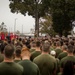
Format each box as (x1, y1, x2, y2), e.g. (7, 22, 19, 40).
(0, 0, 35, 33)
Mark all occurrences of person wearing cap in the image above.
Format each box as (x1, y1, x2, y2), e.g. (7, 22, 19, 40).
(50, 50, 60, 75)
(60, 45, 75, 75)
(18, 47, 40, 75)
(50, 50, 56, 56)
(33, 41, 57, 75)
(0, 44, 24, 75)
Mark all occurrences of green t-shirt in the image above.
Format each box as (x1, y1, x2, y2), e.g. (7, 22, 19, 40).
(33, 54, 57, 75)
(60, 56, 75, 75)
(30, 51, 41, 61)
(50, 46, 55, 51)
(19, 60, 40, 75)
(55, 48, 62, 58)
(58, 52, 68, 60)
(30, 49, 35, 53)
(57, 72, 62, 75)
(60, 56, 75, 68)
(14, 60, 21, 63)
(0, 62, 24, 75)
(56, 58, 60, 74)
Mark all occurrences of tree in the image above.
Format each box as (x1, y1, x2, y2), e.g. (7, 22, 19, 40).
(9, 0, 51, 37)
(9, 0, 51, 17)
(9, 0, 75, 37)
(0, 22, 7, 33)
(39, 15, 56, 36)
(49, 0, 75, 36)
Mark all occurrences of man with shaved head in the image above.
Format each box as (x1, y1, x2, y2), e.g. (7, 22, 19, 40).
(33, 41, 57, 75)
(0, 44, 24, 75)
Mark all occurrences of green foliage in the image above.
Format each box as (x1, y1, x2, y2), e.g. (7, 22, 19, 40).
(9, 0, 75, 36)
(50, 0, 75, 36)
(40, 15, 56, 36)
(9, 0, 51, 17)
(9, 0, 51, 37)
(9, 0, 34, 16)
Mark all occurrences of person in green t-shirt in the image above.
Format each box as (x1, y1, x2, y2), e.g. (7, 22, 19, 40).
(14, 46, 22, 63)
(19, 47, 40, 75)
(30, 41, 41, 61)
(60, 45, 75, 75)
(0, 44, 24, 75)
(33, 41, 57, 75)
(50, 50, 60, 75)
(58, 45, 68, 60)
(30, 41, 36, 53)
(54, 41, 62, 58)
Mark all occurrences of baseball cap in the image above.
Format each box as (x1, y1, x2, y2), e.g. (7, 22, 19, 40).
(50, 50, 56, 56)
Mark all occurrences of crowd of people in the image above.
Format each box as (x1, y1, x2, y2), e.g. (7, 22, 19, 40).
(0, 36, 75, 75)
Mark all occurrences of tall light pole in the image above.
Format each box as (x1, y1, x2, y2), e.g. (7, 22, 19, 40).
(22, 25, 23, 35)
(14, 18, 17, 35)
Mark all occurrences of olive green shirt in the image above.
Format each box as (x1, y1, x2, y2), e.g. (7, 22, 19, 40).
(55, 49, 62, 58)
(30, 51, 41, 61)
(58, 52, 68, 60)
(33, 54, 57, 75)
(60, 56, 75, 75)
(0, 62, 24, 75)
(14, 60, 21, 63)
(60, 56, 75, 68)
(19, 60, 40, 75)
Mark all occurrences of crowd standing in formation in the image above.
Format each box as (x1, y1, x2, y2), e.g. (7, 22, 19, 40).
(0, 36, 75, 75)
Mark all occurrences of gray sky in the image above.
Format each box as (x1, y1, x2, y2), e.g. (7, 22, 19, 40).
(0, 0, 35, 33)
